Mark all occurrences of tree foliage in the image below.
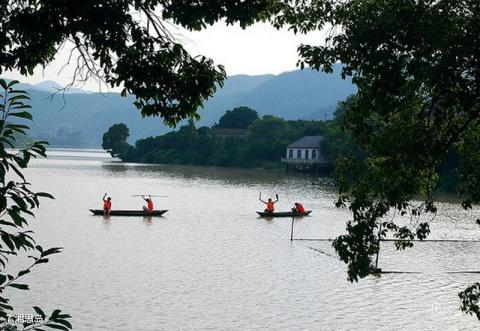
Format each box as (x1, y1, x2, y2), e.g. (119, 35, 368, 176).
(0, 80, 72, 330)
(274, 0, 480, 318)
(104, 109, 326, 168)
(102, 123, 131, 157)
(0, 0, 279, 125)
(214, 107, 259, 129)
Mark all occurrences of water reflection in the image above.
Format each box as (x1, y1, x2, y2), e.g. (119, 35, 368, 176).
(143, 215, 153, 225)
(100, 161, 321, 186)
(15, 149, 480, 330)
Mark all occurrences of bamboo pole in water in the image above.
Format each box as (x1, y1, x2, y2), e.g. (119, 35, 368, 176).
(374, 223, 382, 272)
(290, 215, 295, 241)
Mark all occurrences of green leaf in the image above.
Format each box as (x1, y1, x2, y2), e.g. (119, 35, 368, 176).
(0, 303, 13, 311)
(36, 192, 54, 199)
(0, 274, 7, 284)
(41, 247, 62, 257)
(50, 309, 61, 319)
(9, 111, 33, 120)
(18, 269, 30, 277)
(1, 234, 15, 251)
(52, 319, 72, 329)
(9, 89, 28, 94)
(6, 80, 19, 88)
(35, 258, 49, 264)
(8, 163, 26, 180)
(8, 283, 29, 290)
(33, 306, 46, 318)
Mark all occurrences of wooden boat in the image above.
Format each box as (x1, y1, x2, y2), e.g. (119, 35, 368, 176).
(89, 209, 168, 216)
(256, 210, 312, 218)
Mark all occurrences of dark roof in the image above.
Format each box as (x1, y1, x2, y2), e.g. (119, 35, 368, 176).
(287, 136, 323, 148)
(211, 128, 248, 135)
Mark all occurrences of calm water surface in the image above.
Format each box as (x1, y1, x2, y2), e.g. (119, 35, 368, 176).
(9, 149, 480, 330)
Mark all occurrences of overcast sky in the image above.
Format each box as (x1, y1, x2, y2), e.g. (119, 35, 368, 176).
(4, 22, 325, 91)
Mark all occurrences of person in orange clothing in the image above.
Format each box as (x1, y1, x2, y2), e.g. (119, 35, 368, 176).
(259, 194, 278, 213)
(102, 193, 112, 216)
(142, 195, 154, 212)
(293, 202, 305, 213)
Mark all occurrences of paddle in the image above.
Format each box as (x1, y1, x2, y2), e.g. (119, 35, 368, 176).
(259, 193, 278, 200)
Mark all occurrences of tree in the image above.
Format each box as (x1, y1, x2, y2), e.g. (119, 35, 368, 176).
(321, 95, 362, 162)
(0, 1, 279, 125)
(104, 111, 330, 168)
(0, 80, 72, 330)
(274, 0, 480, 318)
(0, 1, 281, 329)
(102, 123, 131, 157)
(215, 106, 259, 129)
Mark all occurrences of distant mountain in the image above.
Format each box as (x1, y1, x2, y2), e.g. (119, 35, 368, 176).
(32, 80, 93, 94)
(197, 65, 356, 125)
(3, 66, 356, 147)
(25, 89, 167, 147)
(214, 74, 274, 97)
(241, 68, 356, 120)
(7, 79, 92, 94)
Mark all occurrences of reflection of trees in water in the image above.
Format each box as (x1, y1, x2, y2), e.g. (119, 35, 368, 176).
(101, 163, 131, 174)
(100, 162, 320, 187)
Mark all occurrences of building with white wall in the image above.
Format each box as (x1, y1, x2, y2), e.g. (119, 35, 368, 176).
(281, 135, 331, 172)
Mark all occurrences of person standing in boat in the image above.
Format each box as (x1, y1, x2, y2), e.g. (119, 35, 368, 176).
(103, 193, 112, 216)
(142, 195, 154, 213)
(259, 194, 278, 213)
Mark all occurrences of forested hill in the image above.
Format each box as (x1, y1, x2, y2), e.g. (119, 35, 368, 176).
(5, 66, 355, 147)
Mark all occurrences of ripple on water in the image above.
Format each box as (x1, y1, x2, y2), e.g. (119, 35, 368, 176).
(6, 151, 479, 330)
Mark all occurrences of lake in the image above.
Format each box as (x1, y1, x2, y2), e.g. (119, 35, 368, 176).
(8, 149, 480, 330)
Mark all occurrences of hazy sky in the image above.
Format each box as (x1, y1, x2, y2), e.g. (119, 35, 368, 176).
(4, 22, 324, 91)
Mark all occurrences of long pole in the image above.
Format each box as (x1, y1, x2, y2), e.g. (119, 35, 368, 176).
(375, 223, 382, 269)
(290, 215, 295, 241)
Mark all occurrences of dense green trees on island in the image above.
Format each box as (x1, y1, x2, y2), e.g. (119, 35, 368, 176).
(103, 106, 327, 168)
(212, 106, 259, 129)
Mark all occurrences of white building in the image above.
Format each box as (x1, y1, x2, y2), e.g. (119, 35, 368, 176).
(281, 135, 331, 171)
(285, 136, 324, 161)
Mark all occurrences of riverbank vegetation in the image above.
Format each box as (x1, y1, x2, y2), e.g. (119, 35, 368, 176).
(103, 106, 328, 169)
(103, 100, 465, 193)
(0, 80, 72, 329)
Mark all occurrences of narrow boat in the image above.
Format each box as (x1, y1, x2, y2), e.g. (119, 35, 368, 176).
(256, 210, 312, 218)
(89, 209, 168, 216)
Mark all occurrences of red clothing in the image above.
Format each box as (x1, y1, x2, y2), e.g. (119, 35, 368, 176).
(266, 201, 275, 212)
(103, 200, 111, 211)
(147, 200, 154, 211)
(296, 203, 305, 213)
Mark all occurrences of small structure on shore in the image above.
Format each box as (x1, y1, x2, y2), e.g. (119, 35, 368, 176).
(281, 135, 332, 173)
(210, 128, 249, 139)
